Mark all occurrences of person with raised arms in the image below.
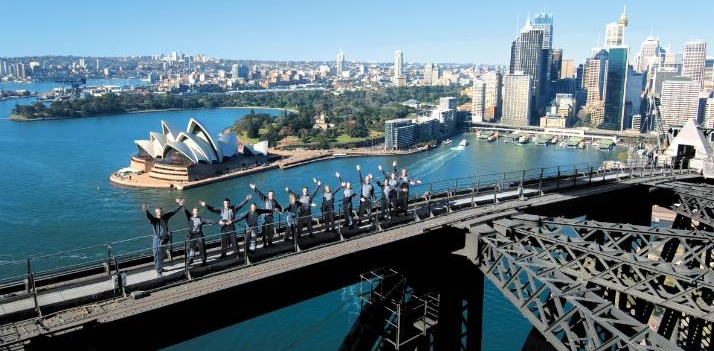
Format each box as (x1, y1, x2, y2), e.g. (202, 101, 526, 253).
(285, 179, 321, 238)
(356, 165, 374, 225)
(183, 206, 213, 266)
(250, 184, 282, 247)
(233, 202, 276, 252)
(336, 171, 357, 229)
(319, 177, 341, 232)
(199, 195, 250, 258)
(142, 198, 184, 277)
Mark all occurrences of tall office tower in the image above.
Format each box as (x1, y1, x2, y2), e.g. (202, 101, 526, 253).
(550, 49, 563, 81)
(636, 36, 662, 73)
(603, 46, 629, 130)
(625, 67, 645, 128)
(0, 61, 5, 75)
(560, 59, 575, 78)
(510, 18, 545, 122)
(650, 67, 680, 96)
(704, 57, 714, 85)
(604, 7, 628, 49)
(231, 64, 239, 79)
(583, 50, 609, 107)
(704, 98, 714, 128)
(394, 51, 403, 77)
(96, 59, 100, 70)
(472, 79, 485, 123)
(424, 63, 434, 85)
(501, 73, 533, 126)
(532, 13, 553, 49)
(660, 77, 700, 129)
(336, 51, 345, 77)
(661, 51, 683, 72)
(482, 71, 503, 120)
(17, 63, 25, 79)
(682, 41, 707, 90)
(533, 13, 554, 104)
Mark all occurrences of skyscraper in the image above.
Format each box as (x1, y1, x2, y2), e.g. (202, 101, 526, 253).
(336, 51, 345, 77)
(502, 73, 532, 126)
(394, 51, 403, 77)
(231, 64, 239, 79)
(704, 98, 714, 128)
(510, 18, 545, 122)
(682, 41, 707, 90)
(635, 36, 662, 73)
(532, 13, 553, 49)
(482, 71, 503, 120)
(560, 59, 575, 78)
(424, 63, 434, 85)
(472, 79, 485, 123)
(550, 49, 563, 81)
(660, 77, 700, 129)
(603, 46, 629, 130)
(604, 8, 628, 49)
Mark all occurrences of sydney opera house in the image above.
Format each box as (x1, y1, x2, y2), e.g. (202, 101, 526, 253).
(128, 118, 268, 183)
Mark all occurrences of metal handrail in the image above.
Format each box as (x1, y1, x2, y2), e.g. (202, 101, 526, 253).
(0, 160, 694, 305)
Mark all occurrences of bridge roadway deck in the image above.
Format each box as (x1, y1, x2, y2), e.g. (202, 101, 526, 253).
(0, 170, 700, 346)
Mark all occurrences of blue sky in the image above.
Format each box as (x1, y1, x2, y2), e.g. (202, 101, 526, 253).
(2, 0, 712, 65)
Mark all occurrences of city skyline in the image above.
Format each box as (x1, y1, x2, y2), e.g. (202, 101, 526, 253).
(2, 0, 713, 64)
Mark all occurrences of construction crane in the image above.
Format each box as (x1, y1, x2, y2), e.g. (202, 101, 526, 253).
(54, 77, 86, 99)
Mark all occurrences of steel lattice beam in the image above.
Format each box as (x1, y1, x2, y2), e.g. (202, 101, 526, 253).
(654, 182, 714, 228)
(473, 215, 714, 350)
(478, 231, 683, 351)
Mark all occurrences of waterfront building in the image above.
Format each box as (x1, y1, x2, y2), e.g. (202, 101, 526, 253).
(482, 71, 502, 121)
(682, 41, 707, 90)
(602, 46, 629, 131)
(131, 118, 266, 182)
(501, 73, 532, 126)
(660, 77, 700, 129)
(384, 118, 416, 150)
(510, 18, 546, 120)
(472, 79, 485, 123)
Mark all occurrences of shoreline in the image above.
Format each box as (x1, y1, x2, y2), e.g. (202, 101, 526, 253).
(7, 105, 296, 122)
(109, 146, 429, 190)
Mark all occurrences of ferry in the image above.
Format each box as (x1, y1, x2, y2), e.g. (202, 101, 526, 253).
(477, 131, 493, 140)
(458, 139, 469, 147)
(564, 137, 585, 148)
(534, 134, 555, 146)
(597, 139, 616, 150)
(517, 135, 530, 145)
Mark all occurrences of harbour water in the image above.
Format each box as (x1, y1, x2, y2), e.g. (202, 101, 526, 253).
(0, 86, 625, 350)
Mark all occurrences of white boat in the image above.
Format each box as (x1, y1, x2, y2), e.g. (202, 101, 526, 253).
(458, 139, 469, 147)
(443, 139, 453, 145)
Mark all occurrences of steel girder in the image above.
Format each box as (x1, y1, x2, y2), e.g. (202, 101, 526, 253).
(655, 181, 714, 229)
(480, 215, 714, 350)
(478, 230, 683, 351)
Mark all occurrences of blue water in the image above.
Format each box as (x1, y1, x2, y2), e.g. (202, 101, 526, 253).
(0, 78, 145, 93)
(0, 87, 624, 350)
